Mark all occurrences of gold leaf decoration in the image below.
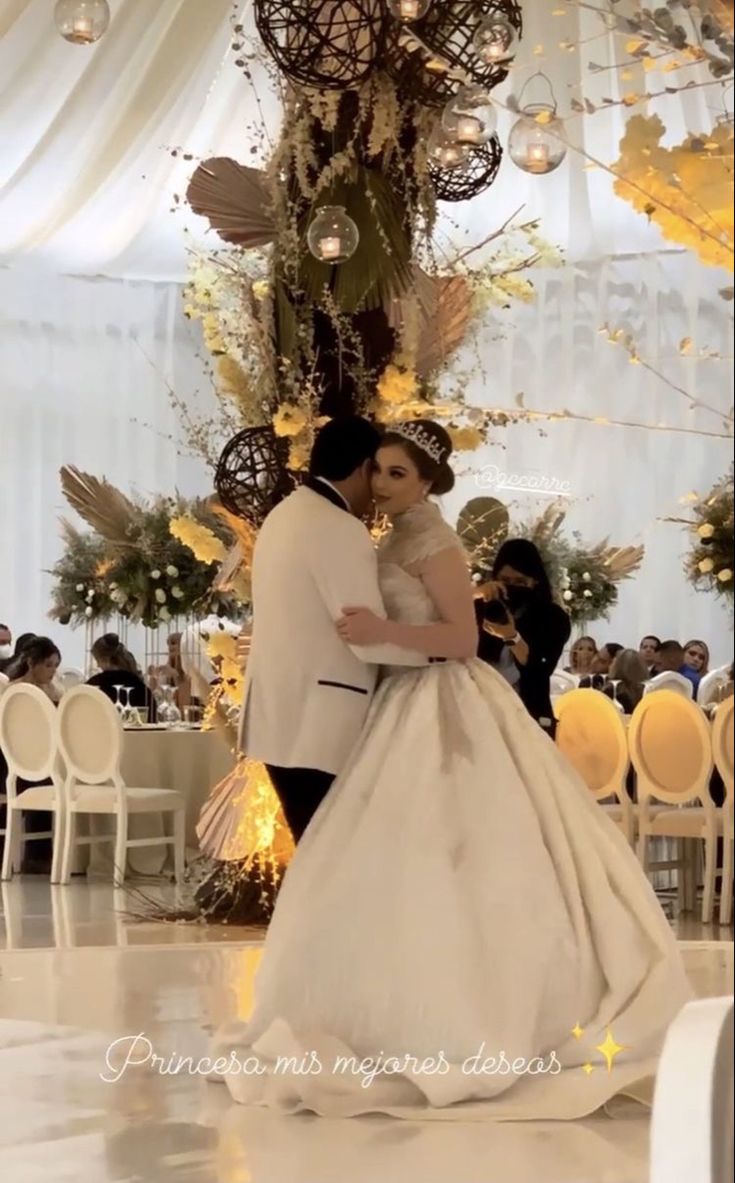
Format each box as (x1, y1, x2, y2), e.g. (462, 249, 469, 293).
(408, 272, 474, 378)
(186, 157, 275, 247)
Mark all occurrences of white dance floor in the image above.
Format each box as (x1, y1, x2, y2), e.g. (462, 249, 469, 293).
(0, 881, 732, 1183)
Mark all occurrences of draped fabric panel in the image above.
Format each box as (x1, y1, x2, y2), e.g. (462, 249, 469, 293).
(0, 0, 732, 666)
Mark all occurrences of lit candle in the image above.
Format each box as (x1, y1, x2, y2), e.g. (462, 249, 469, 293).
(399, 0, 420, 18)
(72, 16, 94, 43)
(526, 142, 550, 173)
(319, 236, 342, 260)
(455, 114, 483, 144)
(440, 146, 464, 168)
(482, 41, 506, 62)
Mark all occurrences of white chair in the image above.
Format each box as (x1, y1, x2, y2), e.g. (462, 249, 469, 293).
(699, 665, 733, 708)
(651, 996, 733, 1183)
(555, 688, 635, 844)
(549, 670, 578, 696)
(629, 691, 719, 922)
(0, 683, 65, 883)
(644, 671, 694, 699)
(713, 699, 734, 926)
(56, 686, 186, 886)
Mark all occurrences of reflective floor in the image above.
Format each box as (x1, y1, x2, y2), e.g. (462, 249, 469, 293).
(0, 879, 732, 1182)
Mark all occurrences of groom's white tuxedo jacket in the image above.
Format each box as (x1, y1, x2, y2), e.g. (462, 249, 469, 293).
(239, 482, 427, 775)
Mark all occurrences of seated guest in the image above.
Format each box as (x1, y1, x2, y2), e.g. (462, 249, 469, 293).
(147, 632, 191, 711)
(681, 638, 710, 697)
(7, 637, 62, 703)
(579, 642, 624, 690)
(653, 638, 702, 697)
(565, 635, 597, 677)
(475, 539, 571, 737)
(0, 623, 12, 671)
(604, 648, 649, 714)
(639, 634, 662, 675)
(87, 633, 156, 721)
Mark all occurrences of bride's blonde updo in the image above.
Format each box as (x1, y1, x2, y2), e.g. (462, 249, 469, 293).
(381, 420, 455, 495)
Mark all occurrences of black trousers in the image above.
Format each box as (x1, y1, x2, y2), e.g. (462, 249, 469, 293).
(265, 764, 335, 844)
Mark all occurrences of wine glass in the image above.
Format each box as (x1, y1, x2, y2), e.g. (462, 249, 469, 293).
(113, 684, 125, 716)
(119, 685, 133, 725)
(158, 684, 182, 728)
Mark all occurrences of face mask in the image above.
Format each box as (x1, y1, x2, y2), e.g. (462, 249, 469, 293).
(504, 585, 535, 615)
(0, 644, 12, 660)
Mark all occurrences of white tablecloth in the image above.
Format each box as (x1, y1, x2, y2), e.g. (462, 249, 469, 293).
(85, 728, 233, 877)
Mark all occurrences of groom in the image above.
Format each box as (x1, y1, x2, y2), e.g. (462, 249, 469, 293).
(239, 417, 428, 842)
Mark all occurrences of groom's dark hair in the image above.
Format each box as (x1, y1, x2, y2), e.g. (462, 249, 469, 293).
(309, 416, 382, 481)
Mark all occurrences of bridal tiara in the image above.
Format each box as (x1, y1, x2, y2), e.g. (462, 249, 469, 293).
(390, 422, 447, 465)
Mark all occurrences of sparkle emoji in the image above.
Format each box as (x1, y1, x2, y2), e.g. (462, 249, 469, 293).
(595, 1028, 627, 1074)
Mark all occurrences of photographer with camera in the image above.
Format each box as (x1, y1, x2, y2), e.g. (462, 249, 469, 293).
(474, 539, 571, 738)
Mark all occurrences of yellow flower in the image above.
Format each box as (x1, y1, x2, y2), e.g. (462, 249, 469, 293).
(698, 558, 715, 574)
(613, 116, 734, 272)
(377, 364, 418, 405)
(169, 517, 226, 566)
(273, 403, 308, 437)
(717, 568, 733, 583)
(288, 440, 310, 471)
(252, 280, 270, 300)
(207, 632, 238, 661)
(697, 523, 715, 538)
(447, 425, 484, 451)
(183, 303, 201, 320)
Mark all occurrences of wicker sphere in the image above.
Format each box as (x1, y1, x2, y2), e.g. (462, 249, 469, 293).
(254, 0, 387, 91)
(215, 426, 297, 526)
(428, 133, 503, 201)
(385, 0, 522, 109)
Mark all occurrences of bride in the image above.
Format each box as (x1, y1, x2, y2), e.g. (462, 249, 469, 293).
(210, 419, 690, 1120)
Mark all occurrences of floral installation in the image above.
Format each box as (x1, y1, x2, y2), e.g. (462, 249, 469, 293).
(50, 467, 242, 630)
(458, 500, 643, 626)
(49, 523, 117, 626)
(672, 465, 734, 601)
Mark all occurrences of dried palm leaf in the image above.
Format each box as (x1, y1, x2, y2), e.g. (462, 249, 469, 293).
(60, 466, 138, 545)
(186, 157, 274, 248)
(600, 545, 645, 580)
(415, 275, 474, 377)
(530, 503, 567, 546)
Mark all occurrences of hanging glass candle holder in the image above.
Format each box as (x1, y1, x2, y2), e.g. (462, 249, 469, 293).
(54, 0, 110, 44)
(508, 73, 567, 175)
(508, 104, 567, 174)
(472, 13, 518, 65)
(306, 206, 360, 263)
(427, 125, 471, 172)
(387, 0, 432, 21)
(442, 85, 497, 146)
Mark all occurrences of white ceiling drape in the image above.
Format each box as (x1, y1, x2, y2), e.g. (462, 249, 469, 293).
(0, 0, 732, 663)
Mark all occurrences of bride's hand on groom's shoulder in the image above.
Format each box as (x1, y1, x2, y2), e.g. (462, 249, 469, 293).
(337, 607, 387, 645)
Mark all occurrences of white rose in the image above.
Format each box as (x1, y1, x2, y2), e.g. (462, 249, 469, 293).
(561, 580, 571, 591)
(84, 606, 93, 618)
(582, 572, 591, 582)
(171, 586, 185, 600)
(562, 590, 573, 602)
(166, 565, 179, 578)
(155, 589, 167, 604)
(583, 589, 593, 598)
(159, 607, 171, 622)
(109, 590, 119, 603)
(151, 569, 161, 580)
(86, 590, 95, 602)
(76, 583, 84, 592)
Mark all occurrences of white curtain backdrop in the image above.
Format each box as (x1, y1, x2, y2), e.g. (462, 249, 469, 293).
(0, 0, 732, 666)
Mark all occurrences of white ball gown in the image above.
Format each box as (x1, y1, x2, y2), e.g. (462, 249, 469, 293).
(210, 502, 691, 1120)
